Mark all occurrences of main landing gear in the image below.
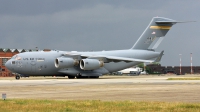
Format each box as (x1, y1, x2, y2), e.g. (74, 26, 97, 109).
(15, 75, 20, 80)
(68, 76, 75, 79)
(67, 74, 99, 79)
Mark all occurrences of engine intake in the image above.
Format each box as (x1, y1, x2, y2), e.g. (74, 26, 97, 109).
(55, 57, 78, 68)
(80, 59, 104, 70)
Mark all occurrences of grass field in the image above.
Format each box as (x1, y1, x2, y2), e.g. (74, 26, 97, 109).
(167, 78, 200, 80)
(1, 99, 200, 112)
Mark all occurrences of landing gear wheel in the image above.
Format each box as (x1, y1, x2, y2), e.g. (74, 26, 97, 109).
(76, 76, 88, 79)
(90, 76, 99, 79)
(15, 75, 20, 80)
(68, 76, 75, 79)
(76, 73, 82, 79)
(76, 76, 83, 79)
(95, 76, 99, 78)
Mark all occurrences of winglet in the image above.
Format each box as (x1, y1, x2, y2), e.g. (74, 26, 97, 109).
(154, 50, 164, 62)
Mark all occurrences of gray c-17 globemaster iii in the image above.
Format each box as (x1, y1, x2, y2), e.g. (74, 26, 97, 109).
(5, 17, 186, 79)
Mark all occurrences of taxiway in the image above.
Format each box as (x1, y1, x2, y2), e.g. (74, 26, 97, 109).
(0, 75, 200, 102)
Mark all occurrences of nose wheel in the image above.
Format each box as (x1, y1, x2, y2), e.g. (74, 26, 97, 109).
(15, 75, 20, 80)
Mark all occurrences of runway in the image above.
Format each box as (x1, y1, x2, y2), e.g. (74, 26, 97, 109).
(1, 75, 200, 86)
(0, 75, 200, 102)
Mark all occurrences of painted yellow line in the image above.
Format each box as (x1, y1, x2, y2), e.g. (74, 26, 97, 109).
(150, 26, 171, 29)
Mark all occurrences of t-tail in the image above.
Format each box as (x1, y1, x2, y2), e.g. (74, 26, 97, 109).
(131, 17, 184, 50)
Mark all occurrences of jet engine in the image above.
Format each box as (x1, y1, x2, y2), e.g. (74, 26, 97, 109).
(80, 59, 104, 70)
(55, 57, 78, 68)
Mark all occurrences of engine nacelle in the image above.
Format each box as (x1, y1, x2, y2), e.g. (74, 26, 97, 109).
(55, 57, 78, 68)
(80, 59, 104, 70)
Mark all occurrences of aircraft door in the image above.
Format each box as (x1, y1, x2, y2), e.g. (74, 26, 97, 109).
(18, 61, 23, 71)
(31, 61, 36, 73)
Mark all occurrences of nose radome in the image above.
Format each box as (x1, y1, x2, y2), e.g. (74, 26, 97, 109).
(5, 60, 11, 70)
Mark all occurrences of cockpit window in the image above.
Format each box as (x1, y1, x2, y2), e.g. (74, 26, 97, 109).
(15, 55, 21, 60)
(12, 61, 15, 64)
(16, 56, 21, 60)
(11, 55, 21, 60)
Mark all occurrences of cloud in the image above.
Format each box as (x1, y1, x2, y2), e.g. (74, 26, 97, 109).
(0, 3, 168, 49)
(0, 1, 199, 65)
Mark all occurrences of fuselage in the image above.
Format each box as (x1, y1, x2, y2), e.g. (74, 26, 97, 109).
(5, 49, 160, 77)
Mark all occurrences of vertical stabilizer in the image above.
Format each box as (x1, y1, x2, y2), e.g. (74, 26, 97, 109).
(131, 17, 178, 50)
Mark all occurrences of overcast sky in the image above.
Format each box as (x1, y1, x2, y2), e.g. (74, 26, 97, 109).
(0, 0, 199, 66)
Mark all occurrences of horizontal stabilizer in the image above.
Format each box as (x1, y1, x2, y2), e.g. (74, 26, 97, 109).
(156, 21, 195, 24)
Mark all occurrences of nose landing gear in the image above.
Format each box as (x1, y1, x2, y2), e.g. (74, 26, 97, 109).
(15, 75, 20, 80)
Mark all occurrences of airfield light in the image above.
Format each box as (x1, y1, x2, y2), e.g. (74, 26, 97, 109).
(179, 54, 182, 75)
(191, 53, 193, 74)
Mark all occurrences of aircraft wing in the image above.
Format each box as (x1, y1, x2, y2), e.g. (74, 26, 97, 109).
(81, 55, 154, 63)
(82, 50, 164, 63)
(63, 52, 157, 63)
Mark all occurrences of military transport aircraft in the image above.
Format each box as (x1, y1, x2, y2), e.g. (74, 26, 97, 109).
(5, 17, 184, 79)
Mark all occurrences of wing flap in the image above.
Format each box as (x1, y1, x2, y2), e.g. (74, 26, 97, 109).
(105, 56, 154, 63)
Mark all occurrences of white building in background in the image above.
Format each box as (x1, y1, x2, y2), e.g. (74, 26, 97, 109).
(119, 67, 142, 74)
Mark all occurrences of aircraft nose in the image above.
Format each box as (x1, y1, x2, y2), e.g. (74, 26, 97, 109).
(5, 60, 11, 70)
